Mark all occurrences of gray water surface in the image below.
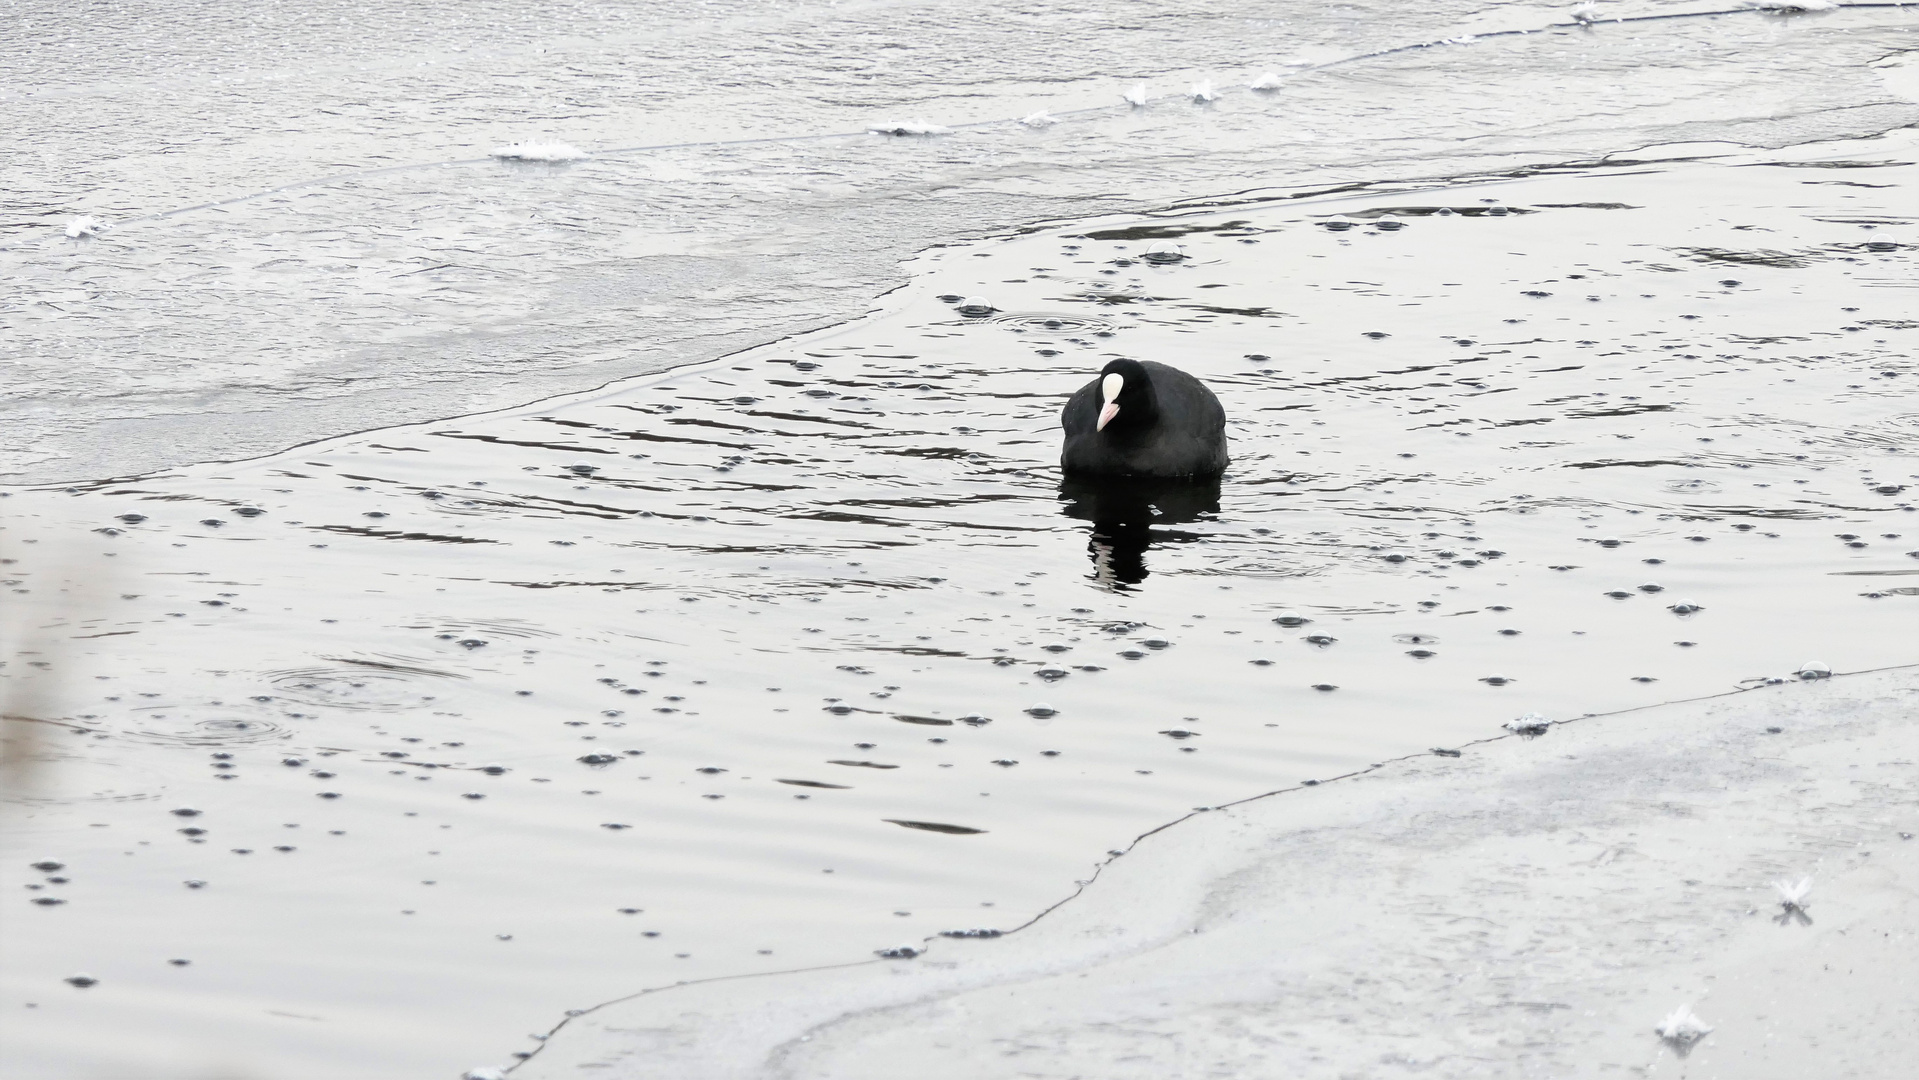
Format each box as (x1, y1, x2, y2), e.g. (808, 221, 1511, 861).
(4, 2, 1919, 1077)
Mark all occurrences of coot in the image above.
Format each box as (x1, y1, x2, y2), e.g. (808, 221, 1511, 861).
(1060, 358, 1228, 478)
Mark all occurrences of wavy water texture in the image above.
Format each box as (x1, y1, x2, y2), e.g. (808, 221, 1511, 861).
(3, 2, 1919, 1078)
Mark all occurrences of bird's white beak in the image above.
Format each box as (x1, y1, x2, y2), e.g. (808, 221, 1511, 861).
(1096, 372, 1123, 431)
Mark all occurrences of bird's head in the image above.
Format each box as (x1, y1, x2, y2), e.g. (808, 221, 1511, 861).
(1095, 358, 1154, 433)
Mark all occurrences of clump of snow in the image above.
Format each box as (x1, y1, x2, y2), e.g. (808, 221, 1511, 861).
(1249, 72, 1283, 91)
(490, 142, 591, 162)
(1774, 876, 1813, 904)
(1503, 713, 1551, 737)
(1774, 876, 1814, 921)
(1189, 80, 1215, 103)
(1572, 1, 1602, 24)
(1654, 1003, 1713, 1052)
(1123, 82, 1149, 107)
(462, 1069, 506, 1080)
(65, 216, 107, 239)
(1742, 0, 1839, 11)
(1018, 111, 1059, 128)
(867, 121, 951, 136)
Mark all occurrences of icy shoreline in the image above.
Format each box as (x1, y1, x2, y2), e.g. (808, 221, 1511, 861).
(519, 665, 1919, 1078)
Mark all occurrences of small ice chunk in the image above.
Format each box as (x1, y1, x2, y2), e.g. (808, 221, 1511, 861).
(65, 216, 106, 239)
(1654, 1003, 1712, 1050)
(1249, 72, 1283, 91)
(1018, 111, 1058, 128)
(1503, 712, 1550, 737)
(1123, 83, 1149, 107)
(490, 142, 591, 162)
(1572, 1, 1601, 24)
(463, 1069, 507, 1080)
(1189, 80, 1215, 103)
(867, 120, 951, 136)
(1774, 876, 1813, 911)
(875, 943, 921, 959)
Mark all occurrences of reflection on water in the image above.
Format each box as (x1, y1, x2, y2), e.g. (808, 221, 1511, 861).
(1060, 475, 1222, 587)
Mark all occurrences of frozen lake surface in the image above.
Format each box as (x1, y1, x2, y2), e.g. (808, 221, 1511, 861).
(2, 1, 1917, 1077)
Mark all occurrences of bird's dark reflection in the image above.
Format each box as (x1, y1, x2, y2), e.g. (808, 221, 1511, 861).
(1058, 475, 1221, 586)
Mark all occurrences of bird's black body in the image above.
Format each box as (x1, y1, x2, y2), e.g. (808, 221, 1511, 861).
(1060, 358, 1228, 478)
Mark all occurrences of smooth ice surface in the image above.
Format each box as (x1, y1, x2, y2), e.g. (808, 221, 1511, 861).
(5, 0, 1918, 484)
(518, 666, 1919, 1079)
(4, 2, 1919, 1077)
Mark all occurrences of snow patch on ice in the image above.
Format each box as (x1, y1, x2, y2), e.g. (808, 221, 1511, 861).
(1741, 0, 1839, 11)
(1654, 1003, 1713, 1051)
(867, 120, 952, 136)
(490, 142, 591, 162)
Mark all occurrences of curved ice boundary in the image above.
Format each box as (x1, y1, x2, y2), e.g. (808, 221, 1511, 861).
(514, 664, 1919, 1078)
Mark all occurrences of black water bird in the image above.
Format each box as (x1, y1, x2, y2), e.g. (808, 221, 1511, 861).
(1060, 359, 1227, 479)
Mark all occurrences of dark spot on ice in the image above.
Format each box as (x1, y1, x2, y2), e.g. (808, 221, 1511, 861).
(885, 819, 986, 835)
